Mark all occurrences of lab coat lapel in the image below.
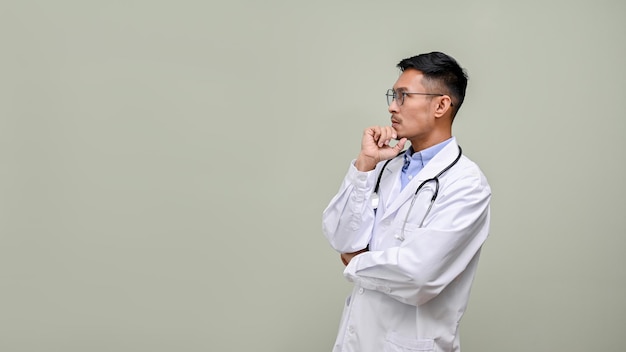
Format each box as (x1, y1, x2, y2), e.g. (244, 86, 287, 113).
(376, 156, 404, 210)
(381, 140, 460, 219)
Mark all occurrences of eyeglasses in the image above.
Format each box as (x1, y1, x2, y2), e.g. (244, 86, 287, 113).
(386, 89, 445, 106)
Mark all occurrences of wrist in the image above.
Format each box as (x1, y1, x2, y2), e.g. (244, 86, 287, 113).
(355, 154, 377, 172)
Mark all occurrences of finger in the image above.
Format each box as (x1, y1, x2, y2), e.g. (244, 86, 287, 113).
(369, 126, 381, 144)
(392, 138, 408, 153)
(378, 127, 387, 147)
(386, 125, 398, 140)
(377, 126, 390, 147)
(380, 126, 397, 147)
(364, 126, 376, 138)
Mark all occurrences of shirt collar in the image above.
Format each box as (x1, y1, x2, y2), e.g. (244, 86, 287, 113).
(404, 137, 455, 167)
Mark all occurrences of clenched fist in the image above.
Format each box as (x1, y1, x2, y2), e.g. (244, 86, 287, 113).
(355, 126, 407, 172)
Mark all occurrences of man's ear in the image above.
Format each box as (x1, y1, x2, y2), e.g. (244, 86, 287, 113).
(433, 95, 453, 118)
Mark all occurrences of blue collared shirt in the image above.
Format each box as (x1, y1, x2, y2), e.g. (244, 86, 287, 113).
(401, 138, 454, 190)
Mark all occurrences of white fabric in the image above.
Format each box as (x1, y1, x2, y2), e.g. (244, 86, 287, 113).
(322, 139, 491, 352)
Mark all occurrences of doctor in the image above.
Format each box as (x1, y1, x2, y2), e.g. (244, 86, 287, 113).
(322, 51, 491, 352)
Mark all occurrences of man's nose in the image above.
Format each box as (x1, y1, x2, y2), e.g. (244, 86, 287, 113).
(388, 99, 399, 114)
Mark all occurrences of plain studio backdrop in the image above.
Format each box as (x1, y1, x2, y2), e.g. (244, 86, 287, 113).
(1, 1, 624, 351)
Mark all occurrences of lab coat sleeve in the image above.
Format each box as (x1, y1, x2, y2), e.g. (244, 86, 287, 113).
(321, 161, 379, 253)
(343, 168, 491, 306)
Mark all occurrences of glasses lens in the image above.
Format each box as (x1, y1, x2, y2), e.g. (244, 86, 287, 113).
(386, 89, 395, 106)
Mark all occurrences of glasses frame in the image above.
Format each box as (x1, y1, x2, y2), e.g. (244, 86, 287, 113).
(386, 88, 446, 106)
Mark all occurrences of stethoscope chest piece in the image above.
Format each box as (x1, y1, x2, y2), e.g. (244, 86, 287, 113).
(370, 192, 380, 209)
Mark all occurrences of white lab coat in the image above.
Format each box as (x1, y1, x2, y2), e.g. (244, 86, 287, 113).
(322, 139, 491, 352)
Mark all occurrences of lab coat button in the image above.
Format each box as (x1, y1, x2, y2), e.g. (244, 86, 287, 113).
(358, 288, 364, 294)
(348, 326, 355, 334)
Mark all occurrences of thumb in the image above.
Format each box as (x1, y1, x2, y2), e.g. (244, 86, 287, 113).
(392, 138, 407, 154)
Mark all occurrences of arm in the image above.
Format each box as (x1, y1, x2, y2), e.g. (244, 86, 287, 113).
(341, 248, 368, 266)
(343, 168, 491, 306)
(321, 164, 377, 253)
(322, 126, 407, 253)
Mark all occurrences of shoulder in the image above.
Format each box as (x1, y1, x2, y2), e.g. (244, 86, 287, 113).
(450, 155, 491, 192)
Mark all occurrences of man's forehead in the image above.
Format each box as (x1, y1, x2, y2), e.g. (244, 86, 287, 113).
(393, 69, 424, 90)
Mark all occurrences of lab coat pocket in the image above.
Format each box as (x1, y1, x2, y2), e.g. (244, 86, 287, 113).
(383, 332, 434, 352)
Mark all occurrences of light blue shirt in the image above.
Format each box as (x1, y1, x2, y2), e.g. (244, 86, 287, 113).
(400, 138, 454, 190)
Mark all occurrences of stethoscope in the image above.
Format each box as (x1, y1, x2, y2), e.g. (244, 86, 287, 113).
(371, 145, 463, 241)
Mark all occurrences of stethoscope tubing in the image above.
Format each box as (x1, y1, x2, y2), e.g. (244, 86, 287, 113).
(373, 145, 463, 241)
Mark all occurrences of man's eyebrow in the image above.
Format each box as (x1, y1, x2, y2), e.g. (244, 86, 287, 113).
(394, 87, 408, 92)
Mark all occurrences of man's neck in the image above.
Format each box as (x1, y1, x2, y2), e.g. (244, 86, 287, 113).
(409, 133, 452, 153)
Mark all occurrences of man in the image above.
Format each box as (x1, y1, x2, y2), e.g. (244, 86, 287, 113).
(322, 51, 491, 352)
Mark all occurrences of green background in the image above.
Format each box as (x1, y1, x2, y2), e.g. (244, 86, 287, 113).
(2, 1, 625, 351)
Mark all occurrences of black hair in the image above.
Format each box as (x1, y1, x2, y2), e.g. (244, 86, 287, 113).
(397, 51, 468, 117)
